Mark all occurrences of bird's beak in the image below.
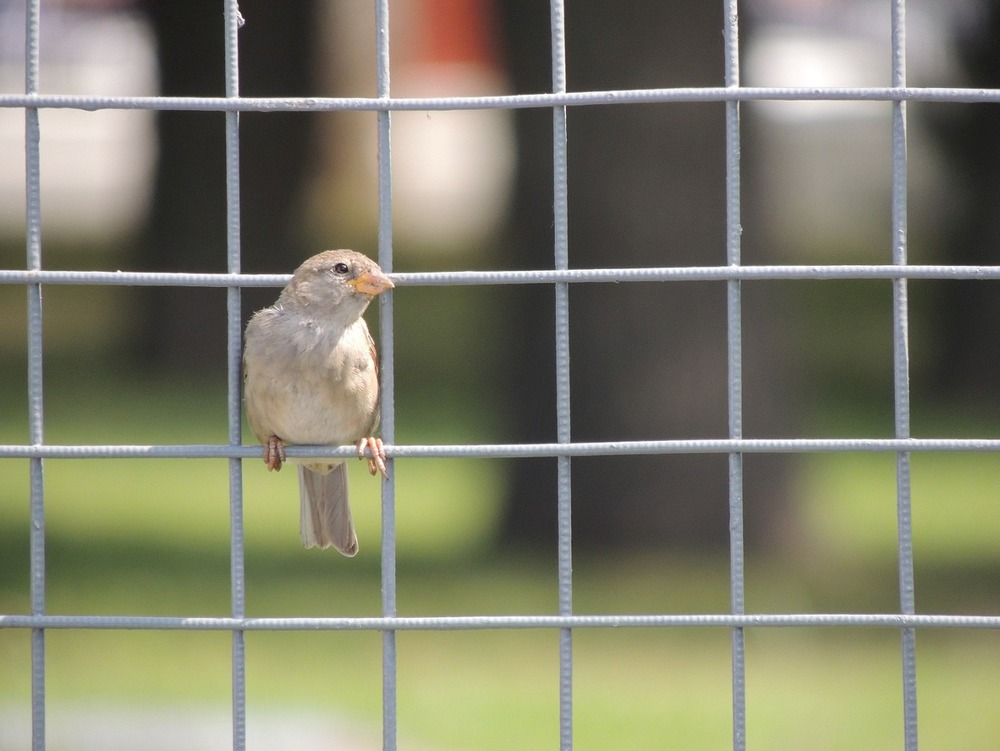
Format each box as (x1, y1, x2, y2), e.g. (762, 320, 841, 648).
(349, 270, 395, 296)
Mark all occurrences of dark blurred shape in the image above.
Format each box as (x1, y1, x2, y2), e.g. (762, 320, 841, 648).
(134, 0, 321, 372)
(929, 0, 1000, 406)
(497, 1, 793, 551)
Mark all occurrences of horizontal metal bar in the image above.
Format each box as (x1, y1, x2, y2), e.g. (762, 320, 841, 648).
(2, 265, 1000, 289)
(394, 265, 1000, 285)
(3, 437, 1000, 461)
(1, 613, 998, 632)
(0, 270, 288, 287)
(1, 87, 999, 114)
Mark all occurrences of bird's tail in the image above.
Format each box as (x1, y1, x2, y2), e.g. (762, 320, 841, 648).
(298, 463, 358, 556)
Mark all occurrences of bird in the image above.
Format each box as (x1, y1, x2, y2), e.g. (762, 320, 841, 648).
(243, 249, 393, 555)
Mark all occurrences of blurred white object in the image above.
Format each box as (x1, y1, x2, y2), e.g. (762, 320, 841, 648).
(0, 4, 156, 242)
(318, 0, 515, 254)
(744, 0, 959, 256)
(391, 65, 515, 250)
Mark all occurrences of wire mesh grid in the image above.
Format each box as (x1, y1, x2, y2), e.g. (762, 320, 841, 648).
(3, 0, 1000, 749)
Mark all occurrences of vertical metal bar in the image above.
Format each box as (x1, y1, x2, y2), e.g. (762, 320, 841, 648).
(890, 1, 918, 748)
(374, 1, 398, 749)
(24, 1, 45, 749)
(549, 1, 573, 748)
(223, 3, 246, 751)
(723, 3, 746, 750)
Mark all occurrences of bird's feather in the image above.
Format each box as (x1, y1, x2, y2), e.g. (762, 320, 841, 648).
(298, 463, 358, 555)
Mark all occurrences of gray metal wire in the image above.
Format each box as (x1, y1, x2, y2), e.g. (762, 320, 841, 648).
(6, 0, 1000, 749)
(6, 263, 1000, 288)
(222, 2, 247, 750)
(546, 1, 575, 748)
(3, 612, 1000, 631)
(890, 2, 919, 749)
(374, 1, 398, 747)
(23, 2, 45, 750)
(723, 2, 746, 748)
(3, 85, 1000, 112)
(5, 437, 1000, 462)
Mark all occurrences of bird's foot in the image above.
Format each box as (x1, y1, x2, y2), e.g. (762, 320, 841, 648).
(263, 435, 286, 471)
(357, 436, 388, 478)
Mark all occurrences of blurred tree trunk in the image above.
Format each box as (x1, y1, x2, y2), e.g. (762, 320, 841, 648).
(133, 0, 320, 372)
(929, 0, 1000, 405)
(497, 1, 793, 551)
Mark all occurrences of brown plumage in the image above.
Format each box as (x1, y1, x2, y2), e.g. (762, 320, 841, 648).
(243, 250, 393, 555)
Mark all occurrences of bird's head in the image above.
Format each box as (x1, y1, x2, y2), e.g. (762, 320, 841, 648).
(282, 249, 394, 317)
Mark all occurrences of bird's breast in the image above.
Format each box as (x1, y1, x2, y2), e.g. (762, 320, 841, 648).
(244, 315, 378, 446)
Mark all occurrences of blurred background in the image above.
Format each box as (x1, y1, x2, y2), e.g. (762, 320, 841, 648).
(2, 0, 1000, 748)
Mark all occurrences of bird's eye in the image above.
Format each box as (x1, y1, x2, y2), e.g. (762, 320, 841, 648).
(333, 262, 350, 274)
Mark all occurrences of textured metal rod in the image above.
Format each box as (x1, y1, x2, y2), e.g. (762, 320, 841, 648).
(24, 1, 45, 748)
(2, 85, 1000, 113)
(5, 263, 1000, 288)
(223, 2, 246, 750)
(890, 2, 918, 748)
(724, 2, 746, 749)
(5, 436, 1000, 461)
(550, 0, 573, 744)
(374, 0, 398, 746)
(3, 612, 999, 632)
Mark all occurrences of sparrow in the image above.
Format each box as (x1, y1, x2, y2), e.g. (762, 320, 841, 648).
(243, 249, 393, 555)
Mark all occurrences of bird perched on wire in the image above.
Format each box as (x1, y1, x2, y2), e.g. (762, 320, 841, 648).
(243, 249, 393, 555)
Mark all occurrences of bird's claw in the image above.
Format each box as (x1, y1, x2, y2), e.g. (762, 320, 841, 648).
(263, 435, 286, 471)
(358, 436, 388, 478)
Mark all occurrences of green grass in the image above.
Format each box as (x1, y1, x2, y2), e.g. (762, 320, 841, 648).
(2, 365, 1000, 749)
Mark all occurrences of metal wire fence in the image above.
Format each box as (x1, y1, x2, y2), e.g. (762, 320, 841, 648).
(2, 0, 1000, 749)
